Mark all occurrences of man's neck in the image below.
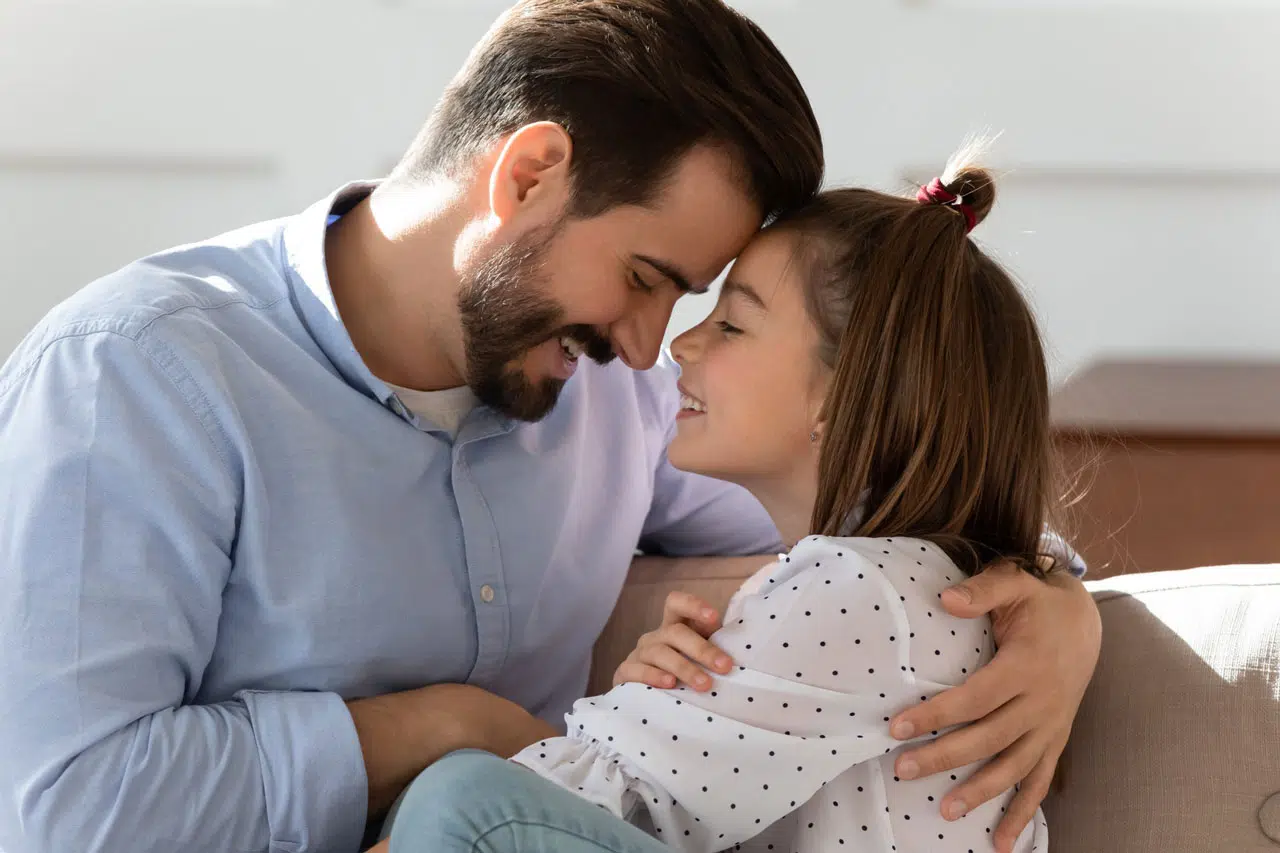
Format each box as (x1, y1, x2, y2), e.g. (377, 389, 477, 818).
(324, 181, 470, 392)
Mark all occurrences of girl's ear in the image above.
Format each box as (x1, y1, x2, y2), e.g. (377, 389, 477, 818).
(806, 367, 831, 445)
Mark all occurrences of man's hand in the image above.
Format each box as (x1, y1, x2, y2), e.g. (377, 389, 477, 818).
(348, 683, 558, 818)
(612, 590, 734, 691)
(888, 562, 1101, 853)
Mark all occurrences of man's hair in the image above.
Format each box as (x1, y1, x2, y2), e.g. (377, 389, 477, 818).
(392, 0, 824, 219)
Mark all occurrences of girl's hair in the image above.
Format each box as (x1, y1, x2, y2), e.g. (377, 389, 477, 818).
(777, 145, 1061, 577)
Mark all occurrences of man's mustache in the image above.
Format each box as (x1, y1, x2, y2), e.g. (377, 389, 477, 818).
(559, 324, 616, 365)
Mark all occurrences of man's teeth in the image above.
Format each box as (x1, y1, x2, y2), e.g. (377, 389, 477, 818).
(680, 394, 707, 413)
(560, 336, 585, 360)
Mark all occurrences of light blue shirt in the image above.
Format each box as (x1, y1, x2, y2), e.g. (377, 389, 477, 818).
(0, 184, 782, 853)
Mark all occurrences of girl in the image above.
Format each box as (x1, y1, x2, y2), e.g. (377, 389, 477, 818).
(376, 150, 1060, 853)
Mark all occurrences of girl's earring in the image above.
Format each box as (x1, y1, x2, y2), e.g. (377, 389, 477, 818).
(810, 430, 820, 443)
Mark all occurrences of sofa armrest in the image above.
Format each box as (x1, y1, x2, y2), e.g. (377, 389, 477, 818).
(1046, 564, 1280, 853)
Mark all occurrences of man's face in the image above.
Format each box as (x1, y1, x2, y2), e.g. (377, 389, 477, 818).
(458, 145, 763, 422)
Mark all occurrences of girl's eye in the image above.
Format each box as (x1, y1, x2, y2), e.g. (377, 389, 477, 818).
(716, 320, 743, 336)
(631, 271, 655, 293)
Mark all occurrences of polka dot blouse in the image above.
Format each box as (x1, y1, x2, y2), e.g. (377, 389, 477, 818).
(512, 536, 1049, 852)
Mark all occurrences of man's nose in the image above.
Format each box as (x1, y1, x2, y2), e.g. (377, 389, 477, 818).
(612, 300, 676, 372)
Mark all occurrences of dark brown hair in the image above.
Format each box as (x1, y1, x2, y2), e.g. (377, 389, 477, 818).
(392, 0, 823, 219)
(779, 147, 1060, 577)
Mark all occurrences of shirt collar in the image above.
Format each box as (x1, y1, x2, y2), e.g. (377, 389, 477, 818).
(281, 181, 517, 440)
(282, 181, 397, 406)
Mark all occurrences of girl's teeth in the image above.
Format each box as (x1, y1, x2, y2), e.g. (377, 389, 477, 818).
(680, 394, 706, 413)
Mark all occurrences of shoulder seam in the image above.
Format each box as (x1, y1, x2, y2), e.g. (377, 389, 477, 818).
(0, 328, 237, 482)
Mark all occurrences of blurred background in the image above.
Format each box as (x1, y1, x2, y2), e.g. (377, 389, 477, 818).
(1, 0, 1278, 574)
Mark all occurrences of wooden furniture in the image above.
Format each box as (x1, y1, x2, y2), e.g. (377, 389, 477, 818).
(1051, 360, 1280, 579)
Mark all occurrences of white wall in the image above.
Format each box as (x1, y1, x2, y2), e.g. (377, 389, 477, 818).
(2, 0, 1278, 383)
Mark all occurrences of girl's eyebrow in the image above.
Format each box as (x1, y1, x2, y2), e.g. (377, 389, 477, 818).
(721, 279, 767, 310)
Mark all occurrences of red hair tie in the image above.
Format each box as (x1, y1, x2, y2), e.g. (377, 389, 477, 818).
(916, 177, 977, 234)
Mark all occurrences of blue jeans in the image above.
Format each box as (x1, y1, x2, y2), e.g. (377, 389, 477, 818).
(379, 750, 671, 853)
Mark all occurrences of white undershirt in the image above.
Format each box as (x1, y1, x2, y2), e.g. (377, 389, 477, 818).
(387, 383, 478, 436)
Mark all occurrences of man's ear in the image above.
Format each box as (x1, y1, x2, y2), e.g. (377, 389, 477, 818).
(488, 122, 573, 227)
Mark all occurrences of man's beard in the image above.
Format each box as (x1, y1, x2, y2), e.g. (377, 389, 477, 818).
(457, 224, 615, 422)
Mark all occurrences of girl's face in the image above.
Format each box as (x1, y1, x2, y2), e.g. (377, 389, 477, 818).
(668, 229, 828, 489)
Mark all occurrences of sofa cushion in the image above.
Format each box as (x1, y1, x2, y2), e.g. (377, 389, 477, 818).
(1045, 566, 1280, 853)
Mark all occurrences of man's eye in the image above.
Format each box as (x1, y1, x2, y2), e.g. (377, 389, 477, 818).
(631, 271, 655, 293)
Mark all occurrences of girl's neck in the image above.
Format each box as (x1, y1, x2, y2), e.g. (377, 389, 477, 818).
(743, 474, 819, 551)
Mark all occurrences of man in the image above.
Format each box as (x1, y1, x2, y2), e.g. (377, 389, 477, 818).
(0, 2, 1100, 852)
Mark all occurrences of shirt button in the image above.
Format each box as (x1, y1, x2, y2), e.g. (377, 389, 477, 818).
(479, 585, 496, 604)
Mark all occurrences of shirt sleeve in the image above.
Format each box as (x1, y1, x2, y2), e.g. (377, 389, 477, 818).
(512, 537, 951, 853)
(636, 354, 783, 558)
(0, 331, 367, 853)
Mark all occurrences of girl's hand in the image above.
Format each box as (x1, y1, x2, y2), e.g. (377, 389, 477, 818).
(612, 591, 735, 692)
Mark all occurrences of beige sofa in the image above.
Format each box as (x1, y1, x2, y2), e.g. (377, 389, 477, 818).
(590, 561, 1280, 852)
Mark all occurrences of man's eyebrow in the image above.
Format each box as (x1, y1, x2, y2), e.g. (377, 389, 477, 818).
(721, 278, 767, 310)
(634, 255, 705, 295)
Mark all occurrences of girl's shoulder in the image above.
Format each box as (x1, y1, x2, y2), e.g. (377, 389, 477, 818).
(774, 535, 970, 607)
(784, 534, 959, 577)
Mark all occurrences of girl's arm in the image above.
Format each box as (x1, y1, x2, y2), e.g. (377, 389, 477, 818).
(513, 537, 968, 852)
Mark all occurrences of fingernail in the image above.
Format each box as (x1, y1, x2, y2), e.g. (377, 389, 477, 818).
(663, 676, 675, 687)
(944, 585, 972, 604)
(897, 758, 919, 780)
(702, 609, 717, 621)
(695, 674, 711, 687)
(945, 800, 968, 820)
(714, 656, 731, 670)
(891, 720, 915, 740)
